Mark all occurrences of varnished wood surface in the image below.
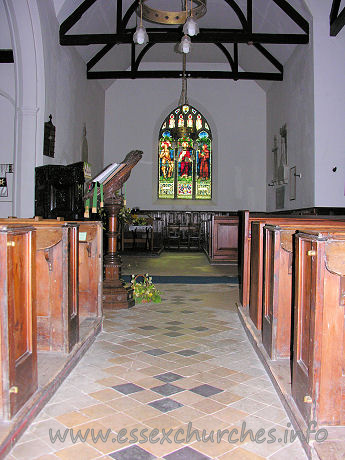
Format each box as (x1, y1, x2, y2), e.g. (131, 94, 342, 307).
(292, 230, 345, 426)
(238, 211, 345, 309)
(0, 226, 37, 420)
(248, 218, 345, 330)
(261, 224, 345, 360)
(210, 215, 238, 262)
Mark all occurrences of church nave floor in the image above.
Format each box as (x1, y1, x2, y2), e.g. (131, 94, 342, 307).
(6, 283, 307, 460)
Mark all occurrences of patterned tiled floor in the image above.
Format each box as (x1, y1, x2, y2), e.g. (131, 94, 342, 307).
(6, 284, 307, 459)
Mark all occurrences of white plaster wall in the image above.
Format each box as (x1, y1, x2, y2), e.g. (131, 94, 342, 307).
(37, 0, 105, 175)
(104, 63, 266, 212)
(266, 37, 315, 211)
(311, 1, 345, 207)
(0, 0, 15, 217)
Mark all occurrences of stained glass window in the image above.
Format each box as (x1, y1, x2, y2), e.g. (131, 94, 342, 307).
(158, 105, 212, 200)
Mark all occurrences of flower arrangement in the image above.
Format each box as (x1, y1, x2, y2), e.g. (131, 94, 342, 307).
(118, 205, 133, 224)
(131, 274, 162, 304)
(118, 206, 153, 226)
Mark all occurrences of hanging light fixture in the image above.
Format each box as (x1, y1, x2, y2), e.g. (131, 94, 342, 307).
(133, 1, 148, 45)
(179, 34, 192, 54)
(183, 0, 199, 36)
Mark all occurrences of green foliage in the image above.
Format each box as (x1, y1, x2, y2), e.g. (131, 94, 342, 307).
(118, 206, 152, 226)
(130, 274, 162, 304)
(118, 206, 133, 224)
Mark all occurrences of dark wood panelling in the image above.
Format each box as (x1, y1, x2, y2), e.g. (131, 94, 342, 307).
(292, 230, 345, 426)
(0, 226, 37, 420)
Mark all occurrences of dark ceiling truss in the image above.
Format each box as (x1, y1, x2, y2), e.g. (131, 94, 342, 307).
(330, 0, 345, 36)
(60, 0, 309, 81)
(0, 49, 14, 63)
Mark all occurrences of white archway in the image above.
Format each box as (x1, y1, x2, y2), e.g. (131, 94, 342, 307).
(4, 0, 45, 217)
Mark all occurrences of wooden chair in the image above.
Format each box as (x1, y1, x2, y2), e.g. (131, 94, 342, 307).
(166, 224, 181, 249)
(188, 223, 201, 249)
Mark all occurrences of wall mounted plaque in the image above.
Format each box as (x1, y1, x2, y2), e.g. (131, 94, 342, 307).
(43, 114, 56, 158)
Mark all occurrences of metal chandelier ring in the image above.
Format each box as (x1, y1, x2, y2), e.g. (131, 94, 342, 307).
(141, 0, 207, 25)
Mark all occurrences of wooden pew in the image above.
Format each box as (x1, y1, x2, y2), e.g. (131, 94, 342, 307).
(78, 221, 103, 319)
(0, 225, 37, 420)
(248, 216, 345, 330)
(209, 215, 238, 262)
(35, 222, 79, 352)
(262, 222, 345, 360)
(0, 220, 80, 353)
(0, 218, 103, 331)
(292, 229, 345, 426)
(238, 210, 345, 309)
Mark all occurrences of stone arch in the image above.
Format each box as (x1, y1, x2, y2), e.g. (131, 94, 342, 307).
(4, 0, 45, 216)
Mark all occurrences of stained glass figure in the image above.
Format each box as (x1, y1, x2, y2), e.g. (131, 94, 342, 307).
(158, 131, 175, 198)
(177, 137, 193, 198)
(169, 114, 175, 128)
(158, 105, 212, 200)
(196, 114, 202, 131)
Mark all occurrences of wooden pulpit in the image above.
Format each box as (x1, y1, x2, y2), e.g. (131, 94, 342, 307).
(84, 150, 142, 309)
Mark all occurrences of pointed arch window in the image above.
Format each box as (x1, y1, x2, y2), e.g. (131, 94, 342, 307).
(158, 104, 212, 200)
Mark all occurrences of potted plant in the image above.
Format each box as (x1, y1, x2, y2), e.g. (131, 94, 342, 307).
(130, 274, 162, 304)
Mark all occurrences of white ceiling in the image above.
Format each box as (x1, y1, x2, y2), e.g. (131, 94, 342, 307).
(55, 0, 312, 91)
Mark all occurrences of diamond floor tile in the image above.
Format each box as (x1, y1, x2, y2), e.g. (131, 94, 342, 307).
(5, 275, 308, 460)
(190, 384, 224, 397)
(148, 398, 183, 413)
(154, 372, 184, 383)
(112, 383, 145, 395)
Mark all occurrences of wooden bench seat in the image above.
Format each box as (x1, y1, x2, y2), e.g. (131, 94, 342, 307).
(0, 219, 103, 352)
(292, 229, 345, 426)
(262, 223, 345, 360)
(0, 220, 80, 353)
(238, 210, 345, 311)
(0, 225, 37, 420)
(247, 216, 345, 330)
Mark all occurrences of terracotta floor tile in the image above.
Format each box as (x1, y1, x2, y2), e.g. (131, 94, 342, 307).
(95, 376, 126, 387)
(192, 439, 234, 457)
(85, 430, 121, 454)
(138, 366, 167, 376)
(135, 376, 164, 388)
(171, 406, 206, 423)
(216, 407, 249, 424)
(176, 377, 205, 390)
(172, 391, 205, 405)
(210, 391, 244, 405)
(55, 411, 91, 428)
(10, 439, 53, 459)
(192, 415, 232, 433)
(211, 367, 239, 377)
(98, 413, 137, 432)
(106, 396, 143, 411)
(35, 455, 60, 459)
(129, 390, 162, 404)
(55, 442, 101, 459)
(218, 447, 266, 459)
(143, 413, 181, 431)
(88, 388, 121, 402)
(124, 404, 161, 421)
(80, 403, 117, 419)
(5, 280, 310, 460)
(191, 398, 226, 415)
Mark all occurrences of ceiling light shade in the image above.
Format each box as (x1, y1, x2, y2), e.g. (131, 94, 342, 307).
(183, 16, 199, 36)
(133, 25, 148, 45)
(179, 35, 192, 54)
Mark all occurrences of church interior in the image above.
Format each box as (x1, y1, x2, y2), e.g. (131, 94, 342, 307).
(0, 0, 345, 459)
